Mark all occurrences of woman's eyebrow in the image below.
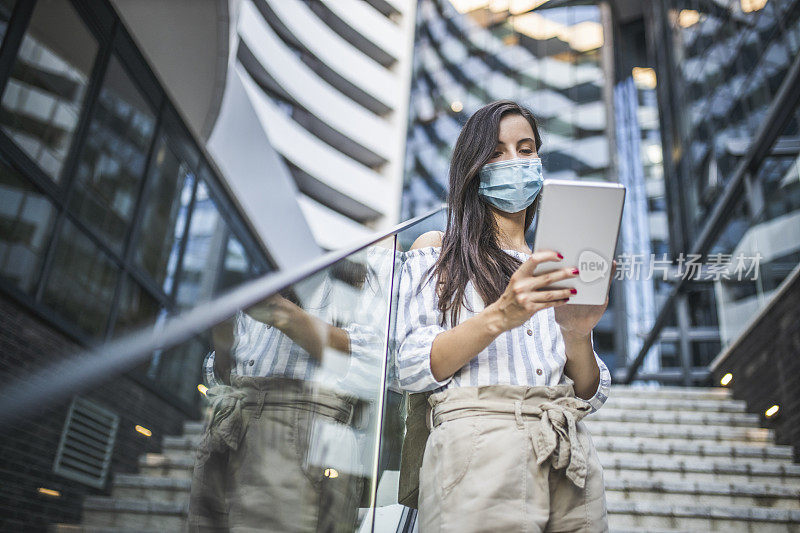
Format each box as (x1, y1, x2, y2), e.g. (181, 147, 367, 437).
(517, 137, 535, 144)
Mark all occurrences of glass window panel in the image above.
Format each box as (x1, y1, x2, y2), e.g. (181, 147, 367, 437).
(217, 235, 253, 292)
(0, 156, 55, 292)
(68, 57, 156, 255)
(0, 0, 15, 46)
(134, 136, 194, 287)
(42, 219, 118, 337)
(144, 334, 206, 407)
(174, 178, 228, 308)
(114, 275, 161, 336)
(0, 0, 98, 180)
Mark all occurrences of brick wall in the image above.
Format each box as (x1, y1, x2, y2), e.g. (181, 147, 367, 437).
(0, 296, 196, 530)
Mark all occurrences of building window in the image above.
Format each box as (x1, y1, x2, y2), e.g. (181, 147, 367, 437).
(174, 177, 228, 308)
(0, 155, 55, 292)
(113, 274, 161, 336)
(68, 57, 156, 254)
(42, 219, 118, 337)
(133, 135, 195, 288)
(0, 0, 98, 181)
(0, 0, 16, 46)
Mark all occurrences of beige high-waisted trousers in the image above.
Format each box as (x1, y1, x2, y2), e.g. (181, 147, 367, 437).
(417, 383, 608, 533)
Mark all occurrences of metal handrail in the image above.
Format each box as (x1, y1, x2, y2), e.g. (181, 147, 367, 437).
(0, 205, 447, 426)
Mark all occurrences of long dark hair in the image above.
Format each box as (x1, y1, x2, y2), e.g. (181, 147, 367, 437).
(426, 100, 543, 328)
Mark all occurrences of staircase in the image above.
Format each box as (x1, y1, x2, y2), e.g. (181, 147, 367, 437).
(52, 386, 800, 532)
(51, 420, 202, 532)
(593, 386, 800, 532)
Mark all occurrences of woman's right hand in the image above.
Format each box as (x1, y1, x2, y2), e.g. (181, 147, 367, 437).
(486, 249, 578, 333)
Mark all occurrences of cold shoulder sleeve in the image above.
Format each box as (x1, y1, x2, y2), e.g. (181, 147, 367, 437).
(394, 248, 454, 393)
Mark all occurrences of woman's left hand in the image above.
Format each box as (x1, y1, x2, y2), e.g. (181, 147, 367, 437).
(554, 260, 616, 337)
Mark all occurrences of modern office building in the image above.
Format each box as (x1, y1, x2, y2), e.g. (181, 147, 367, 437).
(601, 0, 800, 390)
(0, 0, 416, 528)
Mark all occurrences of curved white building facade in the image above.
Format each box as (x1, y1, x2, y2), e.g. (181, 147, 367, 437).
(113, 0, 417, 256)
(232, 0, 416, 251)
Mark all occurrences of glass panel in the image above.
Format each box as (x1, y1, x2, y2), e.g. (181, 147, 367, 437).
(68, 57, 156, 254)
(0, 0, 15, 46)
(133, 136, 195, 286)
(114, 275, 161, 336)
(145, 333, 206, 407)
(0, 156, 56, 292)
(42, 219, 117, 337)
(0, 0, 98, 180)
(185, 235, 397, 529)
(174, 178, 227, 308)
(216, 235, 253, 292)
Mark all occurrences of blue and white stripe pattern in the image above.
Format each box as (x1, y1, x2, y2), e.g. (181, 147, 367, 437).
(394, 246, 611, 413)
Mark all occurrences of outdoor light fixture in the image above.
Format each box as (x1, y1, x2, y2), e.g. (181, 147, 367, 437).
(741, 0, 768, 13)
(632, 67, 657, 89)
(323, 468, 339, 478)
(135, 425, 153, 437)
(765, 405, 779, 418)
(678, 10, 701, 28)
(37, 488, 60, 498)
(450, 100, 464, 112)
(720, 373, 733, 386)
(197, 384, 209, 397)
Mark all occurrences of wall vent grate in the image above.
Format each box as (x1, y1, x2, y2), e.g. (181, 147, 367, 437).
(53, 397, 119, 489)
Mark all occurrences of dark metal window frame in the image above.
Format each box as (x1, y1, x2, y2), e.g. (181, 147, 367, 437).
(0, 0, 272, 410)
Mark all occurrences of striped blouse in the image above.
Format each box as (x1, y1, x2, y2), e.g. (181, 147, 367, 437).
(394, 246, 611, 413)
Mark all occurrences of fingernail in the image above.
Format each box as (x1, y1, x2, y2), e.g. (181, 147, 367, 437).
(556, 252, 563, 259)
(572, 268, 579, 275)
(570, 288, 577, 294)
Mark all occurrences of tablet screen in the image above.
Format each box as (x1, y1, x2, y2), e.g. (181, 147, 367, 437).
(532, 179, 626, 305)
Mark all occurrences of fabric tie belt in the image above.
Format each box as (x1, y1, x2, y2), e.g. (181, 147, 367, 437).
(198, 375, 357, 461)
(427, 392, 592, 489)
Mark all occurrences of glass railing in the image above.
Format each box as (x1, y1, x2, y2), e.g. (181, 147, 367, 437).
(0, 205, 446, 532)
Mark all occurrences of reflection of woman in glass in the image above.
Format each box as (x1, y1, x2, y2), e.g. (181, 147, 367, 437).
(188, 244, 394, 532)
(396, 100, 614, 532)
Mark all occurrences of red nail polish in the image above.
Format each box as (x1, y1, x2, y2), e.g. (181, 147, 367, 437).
(557, 252, 564, 259)
(570, 288, 577, 294)
(572, 268, 579, 275)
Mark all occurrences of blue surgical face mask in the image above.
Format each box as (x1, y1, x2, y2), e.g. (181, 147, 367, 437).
(478, 157, 543, 213)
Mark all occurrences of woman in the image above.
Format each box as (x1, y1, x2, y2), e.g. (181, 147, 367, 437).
(395, 100, 613, 532)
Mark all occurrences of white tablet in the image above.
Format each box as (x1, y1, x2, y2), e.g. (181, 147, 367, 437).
(531, 179, 626, 305)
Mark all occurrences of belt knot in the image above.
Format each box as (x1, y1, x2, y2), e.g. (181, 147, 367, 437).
(530, 396, 592, 489)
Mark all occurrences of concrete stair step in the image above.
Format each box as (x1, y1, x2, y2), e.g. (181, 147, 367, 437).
(589, 409, 760, 428)
(111, 475, 190, 503)
(162, 435, 202, 452)
(138, 454, 194, 479)
(602, 457, 800, 485)
(602, 396, 746, 413)
(607, 501, 800, 532)
(182, 421, 205, 436)
(608, 386, 731, 401)
(595, 439, 794, 464)
(605, 478, 800, 510)
(82, 497, 186, 530)
(51, 525, 170, 533)
(584, 421, 773, 444)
